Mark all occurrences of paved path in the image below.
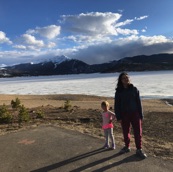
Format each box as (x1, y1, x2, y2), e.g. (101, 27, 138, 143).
(0, 125, 172, 172)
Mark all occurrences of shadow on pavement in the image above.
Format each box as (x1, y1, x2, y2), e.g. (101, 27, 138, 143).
(31, 147, 143, 172)
(70, 153, 143, 172)
(92, 154, 143, 172)
(31, 147, 109, 172)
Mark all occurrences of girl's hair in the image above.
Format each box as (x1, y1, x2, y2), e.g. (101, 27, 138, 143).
(116, 72, 129, 90)
(101, 101, 109, 107)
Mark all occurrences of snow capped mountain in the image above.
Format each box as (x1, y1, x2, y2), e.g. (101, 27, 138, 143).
(0, 55, 71, 67)
(30, 55, 71, 65)
(48, 55, 71, 64)
(0, 64, 7, 68)
(41, 55, 71, 69)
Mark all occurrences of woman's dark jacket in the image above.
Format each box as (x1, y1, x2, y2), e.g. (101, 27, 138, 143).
(114, 84, 143, 121)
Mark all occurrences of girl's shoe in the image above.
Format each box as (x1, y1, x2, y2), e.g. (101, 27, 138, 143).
(102, 144, 109, 149)
(111, 144, 116, 150)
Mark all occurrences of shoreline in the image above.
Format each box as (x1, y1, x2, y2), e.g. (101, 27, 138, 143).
(0, 93, 172, 108)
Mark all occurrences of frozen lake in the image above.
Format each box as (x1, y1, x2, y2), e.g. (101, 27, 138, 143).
(0, 70, 173, 99)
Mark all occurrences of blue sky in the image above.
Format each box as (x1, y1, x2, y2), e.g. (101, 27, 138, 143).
(0, 0, 173, 66)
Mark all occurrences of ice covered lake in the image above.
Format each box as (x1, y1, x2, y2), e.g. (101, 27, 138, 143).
(0, 70, 173, 99)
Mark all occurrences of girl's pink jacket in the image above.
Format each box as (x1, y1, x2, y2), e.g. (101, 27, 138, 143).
(102, 110, 116, 129)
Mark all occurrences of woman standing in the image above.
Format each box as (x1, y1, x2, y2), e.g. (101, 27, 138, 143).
(114, 72, 147, 159)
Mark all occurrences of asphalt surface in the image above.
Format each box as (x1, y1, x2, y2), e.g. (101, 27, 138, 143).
(0, 125, 172, 172)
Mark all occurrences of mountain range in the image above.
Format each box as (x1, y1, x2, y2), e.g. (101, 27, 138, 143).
(1, 54, 173, 77)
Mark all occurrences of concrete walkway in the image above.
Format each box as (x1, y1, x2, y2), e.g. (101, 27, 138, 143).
(0, 125, 172, 172)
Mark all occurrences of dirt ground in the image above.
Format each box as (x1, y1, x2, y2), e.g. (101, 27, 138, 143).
(0, 94, 173, 161)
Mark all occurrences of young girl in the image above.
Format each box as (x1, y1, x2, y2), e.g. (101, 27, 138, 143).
(101, 101, 116, 150)
(114, 72, 147, 159)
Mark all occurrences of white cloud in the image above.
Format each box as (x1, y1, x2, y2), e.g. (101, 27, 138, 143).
(0, 48, 75, 66)
(47, 42, 56, 48)
(14, 33, 57, 51)
(135, 15, 148, 20)
(60, 12, 147, 46)
(139, 35, 170, 45)
(141, 29, 146, 33)
(116, 28, 138, 35)
(18, 34, 44, 49)
(27, 25, 61, 39)
(70, 35, 173, 64)
(116, 15, 148, 27)
(13, 45, 26, 50)
(0, 31, 12, 44)
(115, 19, 134, 27)
(64, 34, 112, 45)
(0, 50, 35, 65)
(61, 12, 121, 36)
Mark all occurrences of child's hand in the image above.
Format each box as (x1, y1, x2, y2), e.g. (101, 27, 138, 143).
(109, 119, 112, 124)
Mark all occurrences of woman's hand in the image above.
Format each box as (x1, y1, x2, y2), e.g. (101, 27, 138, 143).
(118, 120, 122, 123)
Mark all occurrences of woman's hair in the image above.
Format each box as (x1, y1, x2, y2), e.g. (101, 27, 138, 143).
(101, 101, 109, 107)
(116, 72, 129, 90)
